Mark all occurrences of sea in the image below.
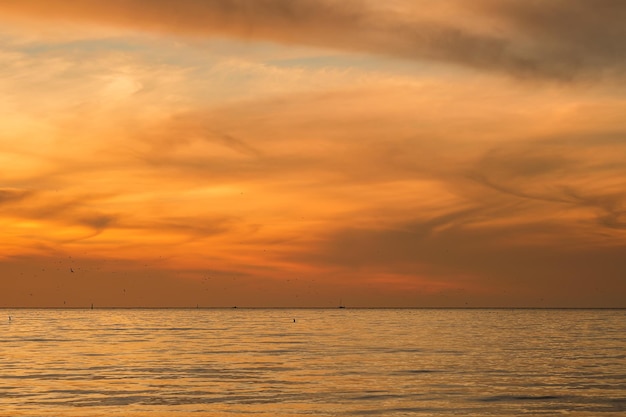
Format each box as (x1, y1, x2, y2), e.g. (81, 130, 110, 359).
(0, 308, 624, 416)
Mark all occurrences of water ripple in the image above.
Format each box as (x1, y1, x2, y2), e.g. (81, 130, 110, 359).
(0, 309, 624, 416)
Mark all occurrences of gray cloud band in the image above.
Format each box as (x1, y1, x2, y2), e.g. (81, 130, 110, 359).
(1, 0, 625, 80)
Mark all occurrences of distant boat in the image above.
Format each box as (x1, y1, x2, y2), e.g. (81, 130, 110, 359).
(338, 299, 345, 309)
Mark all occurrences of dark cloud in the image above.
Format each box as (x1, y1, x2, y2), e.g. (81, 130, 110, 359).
(465, 148, 577, 206)
(290, 216, 626, 307)
(472, 0, 626, 54)
(272, 122, 626, 306)
(467, 0, 626, 78)
(462, 137, 626, 228)
(0, 254, 331, 308)
(0, 188, 32, 204)
(0, 190, 118, 241)
(561, 187, 626, 230)
(0, 254, 203, 308)
(2, 0, 625, 80)
(123, 216, 236, 239)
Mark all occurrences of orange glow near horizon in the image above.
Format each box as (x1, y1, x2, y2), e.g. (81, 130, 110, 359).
(1, 1, 625, 307)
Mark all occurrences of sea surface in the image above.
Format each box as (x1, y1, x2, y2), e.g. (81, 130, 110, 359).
(0, 308, 624, 416)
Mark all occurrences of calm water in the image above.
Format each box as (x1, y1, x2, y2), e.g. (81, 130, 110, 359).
(0, 309, 624, 416)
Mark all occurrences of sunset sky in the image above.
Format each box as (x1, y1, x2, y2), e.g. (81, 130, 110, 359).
(1, 0, 625, 308)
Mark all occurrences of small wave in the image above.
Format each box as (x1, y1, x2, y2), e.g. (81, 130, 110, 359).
(478, 394, 561, 402)
(352, 393, 405, 401)
(348, 406, 433, 415)
(394, 369, 439, 375)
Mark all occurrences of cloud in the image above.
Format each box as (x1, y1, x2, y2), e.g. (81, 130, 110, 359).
(471, 0, 626, 53)
(1, 0, 625, 80)
(561, 187, 626, 230)
(0, 188, 31, 204)
(466, 0, 626, 76)
(159, 113, 263, 158)
(1, 12, 624, 307)
(0, 191, 118, 241)
(287, 216, 626, 307)
(461, 135, 626, 231)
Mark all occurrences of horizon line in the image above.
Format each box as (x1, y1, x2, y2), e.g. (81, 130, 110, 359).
(2, 306, 624, 310)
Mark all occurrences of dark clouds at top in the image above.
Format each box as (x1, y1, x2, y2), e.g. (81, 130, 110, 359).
(1, 0, 626, 80)
(468, 0, 626, 78)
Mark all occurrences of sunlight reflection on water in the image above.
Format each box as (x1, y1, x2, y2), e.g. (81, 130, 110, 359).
(1, 309, 625, 416)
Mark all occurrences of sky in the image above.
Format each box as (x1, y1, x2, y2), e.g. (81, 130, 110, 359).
(1, 0, 625, 308)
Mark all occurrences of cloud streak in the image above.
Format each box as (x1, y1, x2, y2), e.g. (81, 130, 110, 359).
(2, 0, 626, 80)
(0, 188, 32, 204)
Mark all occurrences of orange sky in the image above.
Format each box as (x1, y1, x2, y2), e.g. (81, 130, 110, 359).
(1, 0, 625, 307)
